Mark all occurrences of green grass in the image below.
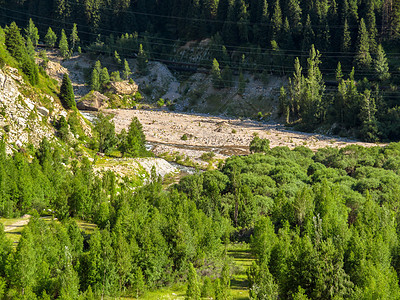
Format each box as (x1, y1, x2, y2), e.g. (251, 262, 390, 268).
(0, 216, 97, 246)
(0, 216, 30, 246)
(75, 218, 97, 234)
(228, 244, 255, 300)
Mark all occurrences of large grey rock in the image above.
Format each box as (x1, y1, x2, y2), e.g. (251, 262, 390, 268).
(108, 80, 138, 95)
(37, 106, 49, 116)
(77, 91, 109, 111)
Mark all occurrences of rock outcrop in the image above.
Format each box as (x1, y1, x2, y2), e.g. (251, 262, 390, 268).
(77, 91, 109, 111)
(0, 66, 69, 153)
(108, 81, 138, 95)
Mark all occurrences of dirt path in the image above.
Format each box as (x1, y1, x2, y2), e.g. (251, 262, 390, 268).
(108, 109, 382, 167)
(3, 214, 31, 232)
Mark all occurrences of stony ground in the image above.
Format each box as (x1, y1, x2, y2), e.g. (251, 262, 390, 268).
(108, 109, 381, 167)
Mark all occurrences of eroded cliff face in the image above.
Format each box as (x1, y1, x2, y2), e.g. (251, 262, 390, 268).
(0, 66, 69, 153)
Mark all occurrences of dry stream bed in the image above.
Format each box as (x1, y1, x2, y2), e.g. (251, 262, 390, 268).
(108, 109, 380, 168)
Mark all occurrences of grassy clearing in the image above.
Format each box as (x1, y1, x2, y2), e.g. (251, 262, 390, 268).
(75, 219, 97, 234)
(129, 244, 254, 300)
(0, 216, 97, 246)
(0, 216, 31, 246)
(228, 243, 254, 300)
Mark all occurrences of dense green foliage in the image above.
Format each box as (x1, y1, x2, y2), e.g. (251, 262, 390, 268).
(4, 132, 400, 298)
(4, 3, 400, 298)
(278, 45, 395, 141)
(91, 113, 150, 156)
(176, 140, 400, 298)
(59, 73, 75, 109)
(4, 22, 38, 85)
(0, 139, 230, 297)
(118, 116, 148, 157)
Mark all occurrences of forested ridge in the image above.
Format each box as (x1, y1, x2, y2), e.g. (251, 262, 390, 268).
(1, 0, 399, 73)
(4, 0, 400, 299)
(3, 0, 400, 141)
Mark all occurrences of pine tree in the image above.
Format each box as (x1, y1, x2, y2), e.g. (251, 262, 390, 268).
(123, 59, 131, 80)
(279, 86, 290, 123)
(25, 19, 39, 46)
(134, 267, 145, 298)
(94, 60, 102, 74)
(365, 0, 377, 54)
(114, 51, 122, 66)
(59, 29, 69, 58)
(221, 261, 231, 292)
(374, 44, 390, 81)
(94, 113, 117, 153)
(248, 264, 279, 300)
(5, 22, 26, 61)
(91, 68, 100, 91)
(12, 227, 36, 295)
(119, 117, 146, 157)
(252, 0, 269, 44)
(359, 89, 378, 141)
(301, 15, 314, 54)
(271, 0, 282, 40)
(111, 71, 121, 82)
(100, 67, 110, 87)
(234, 0, 250, 43)
(282, 18, 295, 50)
(222, 1, 240, 44)
(305, 45, 325, 124)
(289, 57, 304, 120)
(355, 18, 372, 70)
(60, 73, 75, 109)
(45, 27, 57, 48)
(137, 44, 148, 75)
(186, 263, 200, 300)
(287, 0, 302, 36)
(341, 19, 351, 53)
(26, 37, 35, 59)
(217, 0, 230, 28)
(211, 58, 223, 88)
(70, 23, 79, 51)
(336, 62, 343, 83)
(22, 56, 39, 85)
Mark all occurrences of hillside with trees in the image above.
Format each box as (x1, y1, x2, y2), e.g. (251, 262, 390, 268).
(2, 0, 400, 141)
(3, 1, 400, 299)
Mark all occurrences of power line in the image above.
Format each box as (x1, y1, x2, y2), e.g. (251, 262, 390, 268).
(2, 6, 399, 57)
(5, 8, 400, 79)
(2, 11, 400, 91)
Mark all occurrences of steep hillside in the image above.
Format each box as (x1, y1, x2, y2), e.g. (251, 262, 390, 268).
(0, 65, 84, 153)
(43, 49, 286, 119)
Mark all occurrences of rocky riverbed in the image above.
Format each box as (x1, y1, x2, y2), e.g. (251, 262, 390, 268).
(108, 109, 381, 168)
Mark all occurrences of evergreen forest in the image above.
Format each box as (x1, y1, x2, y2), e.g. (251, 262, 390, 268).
(3, 0, 400, 299)
(2, 136, 400, 298)
(2, 0, 400, 141)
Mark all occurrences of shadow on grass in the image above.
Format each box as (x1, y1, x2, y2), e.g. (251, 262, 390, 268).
(228, 249, 253, 260)
(231, 278, 249, 290)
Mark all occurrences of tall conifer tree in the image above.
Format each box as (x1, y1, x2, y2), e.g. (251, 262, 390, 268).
(355, 18, 372, 70)
(25, 19, 39, 46)
(59, 29, 69, 58)
(60, 73, 75, 109)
